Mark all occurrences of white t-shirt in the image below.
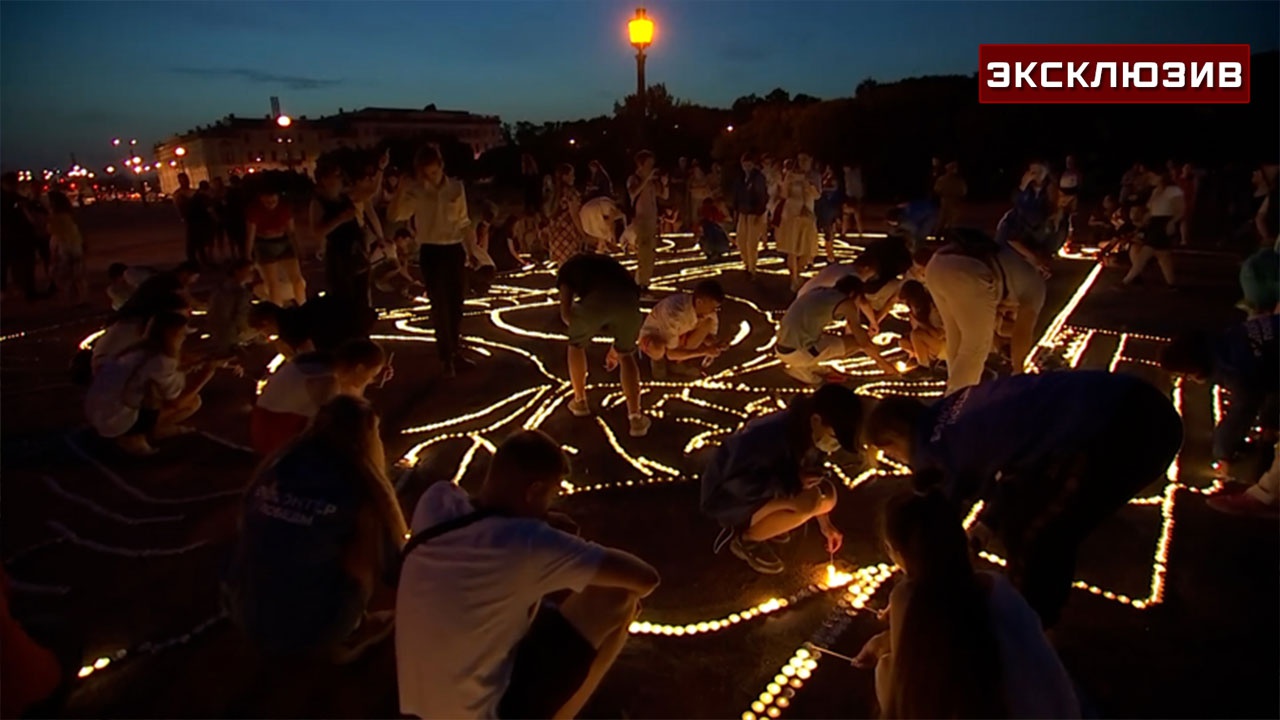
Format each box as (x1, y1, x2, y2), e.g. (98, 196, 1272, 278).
(641, 294, 718, 348)
(995, 247, 1047, 314)
(255, 358, 333, 417)
(798, 263, 859, 298)
(1146, 184, 1184, 217)
(396, 483, 606, 720)
(985, 572, 1081, 718)
(579, 196, 618, 241)
(85, 350, 184, 437)
(91, 319, 146, 373)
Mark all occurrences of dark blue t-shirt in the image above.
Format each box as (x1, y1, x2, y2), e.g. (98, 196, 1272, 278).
(910, 371, 1145, 502)
(701, 411, 819, 528)
(228, 442, 368, 649)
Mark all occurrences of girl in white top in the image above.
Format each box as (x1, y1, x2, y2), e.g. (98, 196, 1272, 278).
(854, 487, 1080, 719)
(85, 312, 222, 456)
(777, 154, 821, 291)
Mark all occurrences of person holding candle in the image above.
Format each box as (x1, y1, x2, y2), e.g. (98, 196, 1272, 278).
(851, 487, 1079, 718)
(396, 430, 660, 720)
(700, 384, 862, 575)
(863, 371, 1183, 628)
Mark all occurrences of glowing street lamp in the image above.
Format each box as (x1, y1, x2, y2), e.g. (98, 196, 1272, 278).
(276, 114, 292, 128)
(106, 166, 116, 174)
(174, 146, 186, 157)
(726, 125, 735, 133)
(628, 7, 655, 122)
(112, 138, 121, 147)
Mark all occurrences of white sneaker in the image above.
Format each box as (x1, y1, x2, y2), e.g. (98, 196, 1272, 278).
(568, 398, 592, 417)
(629, 414, 652, 437)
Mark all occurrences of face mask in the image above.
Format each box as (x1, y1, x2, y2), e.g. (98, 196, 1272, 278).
(815, 432, 842, 454)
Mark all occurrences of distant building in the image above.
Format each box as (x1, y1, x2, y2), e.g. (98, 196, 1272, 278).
(153, 105, 504, 193)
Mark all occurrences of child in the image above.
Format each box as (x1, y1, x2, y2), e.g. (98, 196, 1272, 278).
(698, 197, 732, 262)
(85, 312, 223, 456)
(659, 205, 680, 237)
(897, 280, 946, 372)
(370, 228, 423, 299)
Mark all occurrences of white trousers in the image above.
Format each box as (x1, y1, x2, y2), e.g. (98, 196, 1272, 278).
(926, 252, 1000, 396)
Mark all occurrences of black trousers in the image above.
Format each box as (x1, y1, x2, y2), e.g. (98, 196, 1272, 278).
(996, 382, 1184, 628)
(325, 238, 371, 312)
(419, 243, 466, 363)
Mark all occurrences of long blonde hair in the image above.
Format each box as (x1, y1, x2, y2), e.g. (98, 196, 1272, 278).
(269, 395, 409, 543)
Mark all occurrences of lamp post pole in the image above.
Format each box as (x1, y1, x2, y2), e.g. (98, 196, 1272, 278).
(628, 7, 655, 147)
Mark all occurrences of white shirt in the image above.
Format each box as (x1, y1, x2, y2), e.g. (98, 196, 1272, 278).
(390, 176, 471, 247)
(798, 263, 859, 298)
(255, 357, 333, 417)
(1147, 184, 1185, 217)
(628, 173, 660, 226)
(397, 483, 605, 719)
(579, 196, 618, 241)
(85, 350, 184, 437)
(92, 320, 146, 373)
(641, 294, 718, 348)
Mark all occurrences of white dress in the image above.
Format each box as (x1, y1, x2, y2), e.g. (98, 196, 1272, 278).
(776, 171, 819, 257)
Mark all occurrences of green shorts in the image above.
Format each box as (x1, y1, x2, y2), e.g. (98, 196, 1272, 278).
(254, 236, 296, 263)
(567, 292, 641, 353)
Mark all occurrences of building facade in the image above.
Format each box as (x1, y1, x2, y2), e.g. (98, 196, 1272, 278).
(153, 105, 504, 193)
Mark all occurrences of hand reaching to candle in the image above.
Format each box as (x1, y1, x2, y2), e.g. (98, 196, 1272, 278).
(851, 631, 890, 669)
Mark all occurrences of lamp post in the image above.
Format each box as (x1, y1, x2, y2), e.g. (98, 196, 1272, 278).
(628, 7, 655, 137)
(174, 146, 187, 172)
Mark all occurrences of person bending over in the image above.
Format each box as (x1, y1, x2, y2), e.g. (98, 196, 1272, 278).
(638, 280, 726, 380)
(852, 487, 1079, 719)
(775, 275, 899, 385)
(864, 371, 1182, 628)
(226, 396, 407, 665)
(397, 430, 660, 719)
(700, 384, 861, 574)
(557, 253, 651, 437)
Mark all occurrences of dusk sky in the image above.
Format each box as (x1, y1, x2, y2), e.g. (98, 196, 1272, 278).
(2, 1, 1277, 171)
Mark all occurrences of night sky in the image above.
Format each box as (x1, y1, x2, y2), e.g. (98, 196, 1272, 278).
(1, 1, 1276, 171)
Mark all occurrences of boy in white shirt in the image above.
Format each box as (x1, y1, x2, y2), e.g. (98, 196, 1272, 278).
(638, 280, 727, 380)
(397, 431, 660, 720)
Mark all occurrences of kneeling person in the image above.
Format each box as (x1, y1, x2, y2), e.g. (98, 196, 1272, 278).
(397, 431, 660, 719)
(639, 280, 726, 380)
(775, 275, 899, 384)
(701, 384, 861, 574)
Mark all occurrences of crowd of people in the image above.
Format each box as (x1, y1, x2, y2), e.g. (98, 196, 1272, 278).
(6, 137, 1274, 719)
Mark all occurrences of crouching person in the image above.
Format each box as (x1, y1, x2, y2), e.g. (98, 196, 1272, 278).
(225, 396, 408, 664)
(85, 312, 222, 456)
(397, 430, 660, 719)
(700, 384, 861, 574)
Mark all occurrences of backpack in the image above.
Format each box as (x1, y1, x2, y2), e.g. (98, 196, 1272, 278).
(745, 171, 769, 216)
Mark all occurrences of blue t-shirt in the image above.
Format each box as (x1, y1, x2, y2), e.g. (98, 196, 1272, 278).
(701, 411, 812, 528)
(910, 371, 1144, 503)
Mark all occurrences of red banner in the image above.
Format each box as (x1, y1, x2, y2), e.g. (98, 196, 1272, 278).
(978, 44, 1251, 104)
